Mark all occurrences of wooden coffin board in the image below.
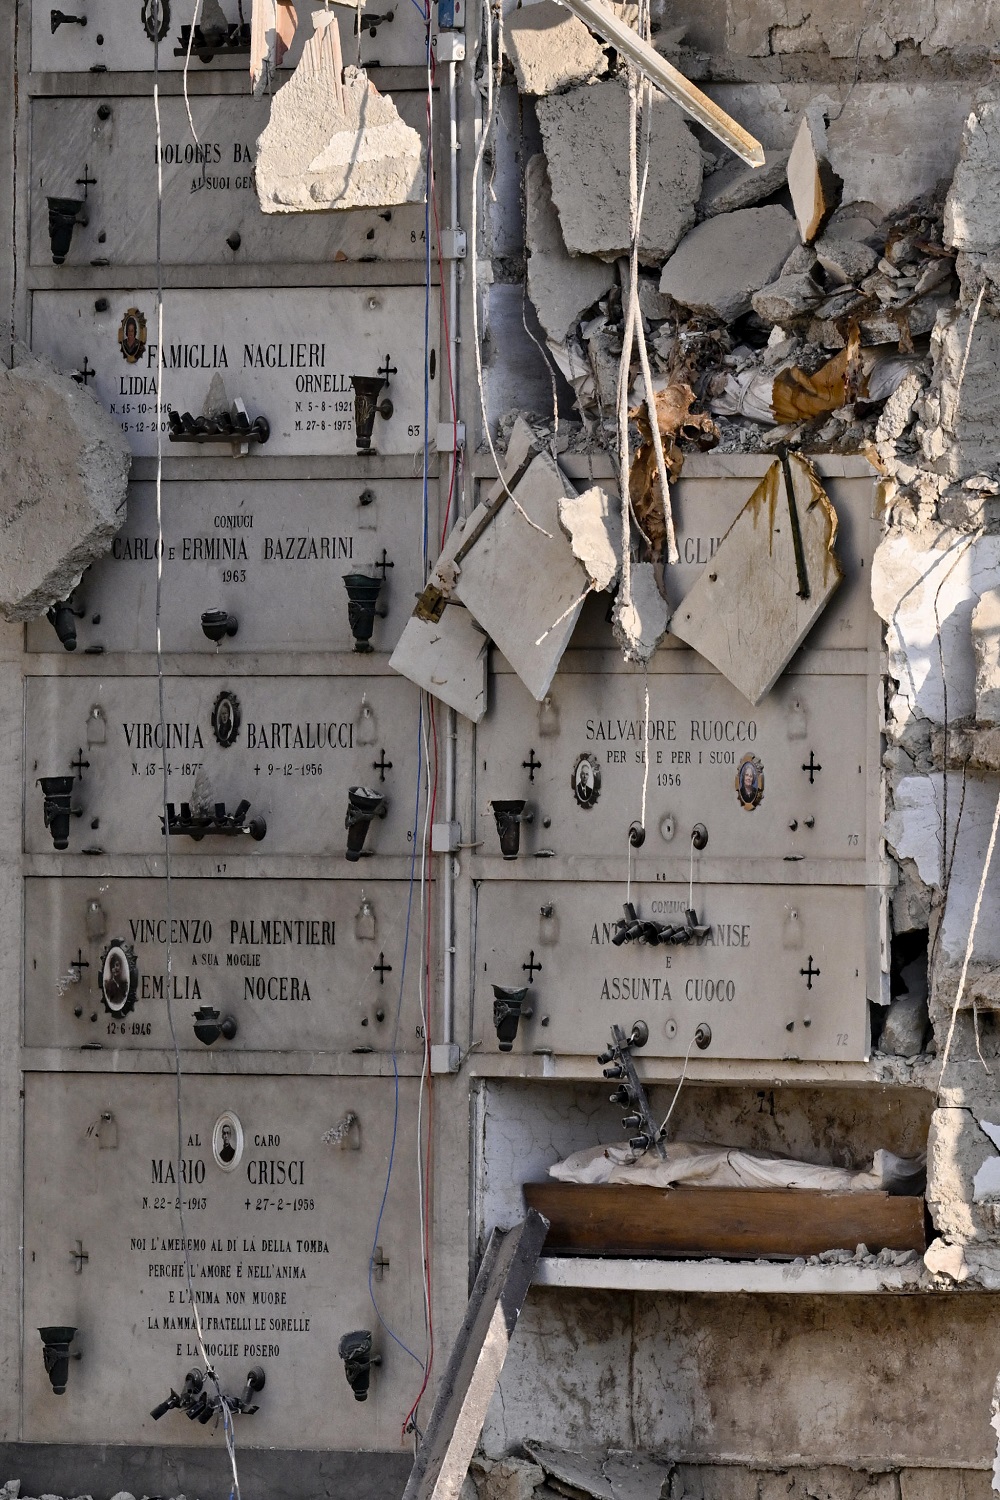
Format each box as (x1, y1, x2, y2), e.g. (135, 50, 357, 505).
(522, 1182, 926, 1259)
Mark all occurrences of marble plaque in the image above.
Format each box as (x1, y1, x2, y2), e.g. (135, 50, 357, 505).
(30, 288, 433, 457)
(25, 479, 425, 656)
(474, 879, 870, 1062)
(23, 1073, 425, 1445)
(26, 674, 418, 857)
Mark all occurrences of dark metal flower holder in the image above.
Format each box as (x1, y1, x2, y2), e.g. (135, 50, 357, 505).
(492, 984, 532, 1051)
(345, 786, 388, 861)
(342, 573, 386, 652)
(193, 1005, 238, 1045)
(38, 776, 83, 850)
(350, 375, 394, 450)
(339, 1329, 380, 1401)
(490, 799, 533, 859)
(47, 197, 84, 264)
(39, 1326, 78, 1395)
(161, 799, 267, 842)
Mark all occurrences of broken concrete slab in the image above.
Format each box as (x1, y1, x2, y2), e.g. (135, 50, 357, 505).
(388, 607, 489, 723)
(973, 588, 1000, 726)
(787, 108, 843, 243)
(669, 455, 843, 705)
(557, 486, 620, 591)
(255, 14, 424, 213)
(505, 0, 607, 96)
(697, 149, 790, 220)
(523, 1445, 616, 1500)
(453, 451, 590, 701)
(612, 562, 669, 663)
(879, 989, 929, 1059)
(751, 270, 824, 324)
(525, 156, 616, 345)
(657, 205, 799, 322)
(0, 354, 130, 621)
(250, 0, 298, 95)
(814, 232, 879, 285)
(926, 1107, 987, 1242)
(470, 1458, 546, 1500)
(919, 307, 1000, 482)
(536, 80, 702, 265)
(945, 95, 1000, 253)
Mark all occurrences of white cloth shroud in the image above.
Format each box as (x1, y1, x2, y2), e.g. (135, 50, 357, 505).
(549, 1141, 925, 1193)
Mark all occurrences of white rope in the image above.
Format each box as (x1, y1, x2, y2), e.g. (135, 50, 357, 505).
(938, 785, 1000, 1085)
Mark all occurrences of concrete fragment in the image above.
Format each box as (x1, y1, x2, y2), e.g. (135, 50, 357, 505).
(524, 1445, 615, 1500)
(973, 1123, 1000, 1200)
(923, 1237, 968, 1281)
(525, 156, 615, 345)
(926, 1107, 988, 1242)
(472, 1458, 546, 1500)
(255, 15, 423, 213)
(0, 353, 130, 621)
(505, 1, 607, 96)
(814, 232, 879, 285)
(696, 149, 790, 219)
(945, 96, 1000, 253)
(973, 587, 1000, 725)
(751, 271, 823, 324)
(250, 0, 298, 95)
(612, 562, 669, 663)
(536, 80, 702, 265)
(883, 775, 943, 888)
(657, 206, 799, 322)
(670, 456, 843, 705)
(557, 486, 620, 592)
(880, 990, 929, 1058)
(787, 108, 843, 243)
(918, 308, 1000, 481)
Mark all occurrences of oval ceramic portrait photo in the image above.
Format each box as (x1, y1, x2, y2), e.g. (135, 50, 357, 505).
(212, 1111, 244, 1172)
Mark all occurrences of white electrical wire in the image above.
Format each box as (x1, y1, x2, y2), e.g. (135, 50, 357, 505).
(657, 1030, 698, 1139)
(152, 7, 241, 1488)
(938, 785, 1000, 1085)
(182, 0, 203, 146)
(639, 671, 650, 833)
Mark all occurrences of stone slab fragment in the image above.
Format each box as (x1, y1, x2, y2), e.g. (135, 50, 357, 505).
(389, 607, 489, 722)
(557, 485, 620, 591)
(946, 96, 1000, 252)
(787, 109, 842, 243)
(255, 20, 423, 213)
(506, 1, 607, 95)
(658, 205, 799, 321)
(525, 156, 615, 345)
(536, 81, 702, 265)
(697, 149, 790, 219)
(453, 452, 587, 702)
(669, 456, 843, 705)
(0, 355, 130, 621)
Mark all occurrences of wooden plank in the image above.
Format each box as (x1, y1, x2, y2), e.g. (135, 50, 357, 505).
(401, 1211, 550, 1500)
(523, 1182, 926, 1259)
